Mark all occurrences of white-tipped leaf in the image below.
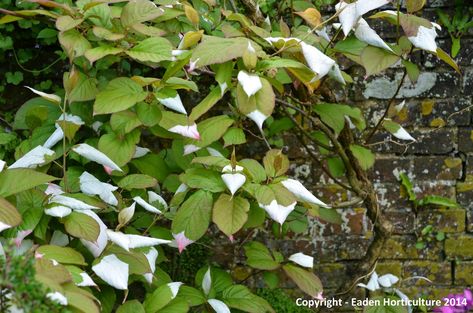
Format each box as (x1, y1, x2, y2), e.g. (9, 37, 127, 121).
(133, 146, 150, 158)
(133, 196, 162, 214)
(168, 282, 183, 299)
(202, 267, 211, 295)
(208, 299, 231, 313)
(336, 0, 390, 36)
(118, 202, 135, 226)
(221, 173, 246, 196)
(49, 194, 99, 210)
(77, 272, 97, 287)
(79, 171, 118, 206)
(157, 93, 187, 115)
(355, 18, 393, 52)
(92, 254, 129, 290)
(72, 143, 122, 172)
(168, 124, 201, 140)
(79, 210, 108, 257)
(25, 86, 61, 104)
(148, 191, 168, 211)
(237, 71, 262, 97)
(46, 292, 68, 305)
(259, 200, 297, 225)
(300, 42, 336, 79)
(281, 179, 329, 207)
(378, 274, 399, 287)
(247, 110, 268, 130)
(143, 247, 158, 284)
(43, 127, 64, 149)
(288, 252, 314, 268)
(9, 145, 54, 169)
(106, 230, 131, 251)
(45, 206, 72, 218)
(408, 24, 440, 53)
(357, 271, 380, 291)
(127, 234, 172, 248)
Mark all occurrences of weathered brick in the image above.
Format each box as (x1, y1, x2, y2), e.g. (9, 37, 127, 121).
(314, 263, 347, 288)
(381, 235, 442, 260)
(416, 208, 466, 233)
(445, 235, 473, 260)
(358, 70, 461, 101)
(455, 261, 473, 285)
(312, 235, 372, 262)
(384, 210, 416, 235)
(363, 97, 471, 129)
(402, 286, 466, 302)
(463, 67, 473, 95)
(458, 127, 473, 153)
(402, 261, 452, 286)
(425, 39, 473, 67)
(371, 128, 456, 155)
(311, 208, 371, 237)
(375, 182, 411, 210)
(376, 261, 403, 278)
(370, 156, 411, 183)
(412, 156, 462, 181)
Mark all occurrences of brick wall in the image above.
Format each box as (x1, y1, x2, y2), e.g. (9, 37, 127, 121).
(282, 0, 473, 307)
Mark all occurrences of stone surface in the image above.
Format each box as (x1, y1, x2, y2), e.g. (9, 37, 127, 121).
(445, 235, 473, 260)
(454, 261, 473, 285)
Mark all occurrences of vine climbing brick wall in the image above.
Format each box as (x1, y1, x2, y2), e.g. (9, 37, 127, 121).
(279, 0, 473, 307)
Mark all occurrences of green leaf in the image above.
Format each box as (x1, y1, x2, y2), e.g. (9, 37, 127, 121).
(144, 284, 174, 313)
(189, 87, 222, 121)
(0, 197, 22, 229)
(63, 284, 101, 313)
(417, 195, 458, 208)
(131, 154, 170, 181)
(67, 72, 98, 103)
(263, 149, 289, 178)
(402, 59, 420, 83)
(58, 29, 91, 59)
(244, 202, 266, 228)
(85, 45, 124, 63)
(37, 245, 87, 265)
(436, 47, 460, 74)
(110, 111, 142, 134)
(172, 190, 213, 240)
(313, 103, 365, 134)
(98, 131, 139, 167)
(15, 189, 44, 231)
(186, 115, 234, 149)
(360, 46, 400, 76)
(334, 35, 368, 55)
(451, 37, 460, 58)
(117, 300, 145, 313)
(104, 245, 152, 275)
(0, 169, 57, 197)
(223, 285, 275, 313)
(157, 299, 189, 313)
(55, 16, 83, 31)
(13, 97, 61, 130)
(399, 172, 416, 201)
(192, 36, 262, 67)
(92, 26, 125, 41)
(282, 264, 322, 298)
(126, 37, 173, 63)
(165, 77, 199, 92)
(117, 174, 157, 190)
(94, 78, 148, 115)
(121, 0, 164, 27)
(223, 127, 246, 147)
(406, 0, 426, 13)
(239, 159, 266, 183)
(349, 144, 375, 170)
(191, 156, 229, 168)
(57, 120, 81, 141)
(308, 207, 342, 224)
(212, 194, 250, 237)
(244, 241, 280, 270)
(236, 77, 275, 117)
(327, 157, 346, 178)
(64, 211, 100, 242)
(136, 102, 162, 127)
(178, 286, 206, 307)
(180, 168, 226, 193)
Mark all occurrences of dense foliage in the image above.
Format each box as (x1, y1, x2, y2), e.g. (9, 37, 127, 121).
(0, 0, 461, 312)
